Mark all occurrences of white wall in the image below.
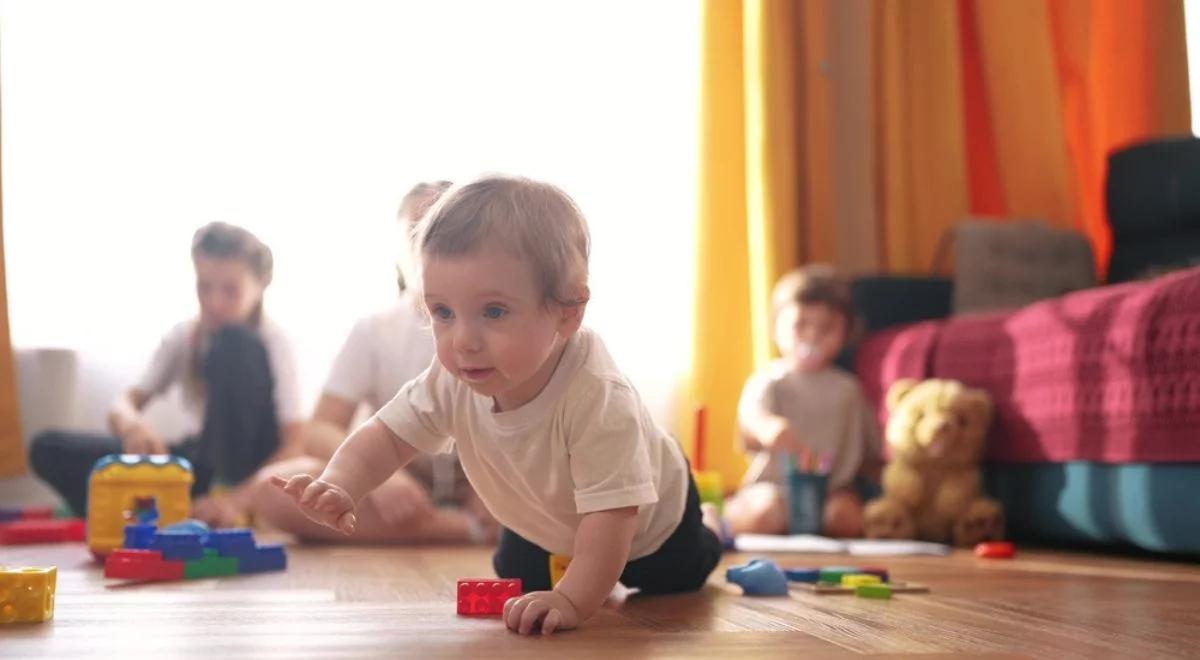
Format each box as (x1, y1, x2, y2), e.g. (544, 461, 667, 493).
(1, 1, 700, 433)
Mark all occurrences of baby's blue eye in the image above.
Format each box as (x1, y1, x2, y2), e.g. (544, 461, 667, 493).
(431, 305, 453, 321)
(484, 305, 507, 320)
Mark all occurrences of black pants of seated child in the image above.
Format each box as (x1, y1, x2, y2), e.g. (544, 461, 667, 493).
(492, 474, 722, 594)
(28, 326, 280, 516)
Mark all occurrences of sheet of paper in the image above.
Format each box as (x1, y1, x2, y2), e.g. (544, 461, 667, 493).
(844, 539, 952, 556)
(731, 534, 952, 556)
(732, 534, 846, 553)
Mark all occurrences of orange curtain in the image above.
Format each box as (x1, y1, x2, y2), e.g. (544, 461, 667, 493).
(876, 0, 1191, 273)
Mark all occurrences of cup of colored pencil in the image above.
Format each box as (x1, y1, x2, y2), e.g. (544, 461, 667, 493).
(786, 449, 829, 535)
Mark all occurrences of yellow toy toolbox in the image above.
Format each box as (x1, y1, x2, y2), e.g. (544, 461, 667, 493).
(87, 454, 194, 557)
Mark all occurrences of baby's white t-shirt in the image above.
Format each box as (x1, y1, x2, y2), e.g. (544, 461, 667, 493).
(135, 317, 304, 440)
(376, 327, 689, 559)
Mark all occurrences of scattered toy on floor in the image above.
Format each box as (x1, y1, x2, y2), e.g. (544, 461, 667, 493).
(0, 518, 86, 545)
(88, 454, 194, 557)
(104, 521, 286, 582)
(974, 541, 1016, 559)
(726, 558, 789, 596)
(0, 506, 58, 522)
(548, 554, 571, 589)
(855, 584, 892, 599)
(0, 566, 57, 623)
(779, 564, 927, 597)
(457, 579, 522, 615)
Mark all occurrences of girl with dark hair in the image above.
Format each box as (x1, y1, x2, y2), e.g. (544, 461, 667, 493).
(30, 222, 304, 526)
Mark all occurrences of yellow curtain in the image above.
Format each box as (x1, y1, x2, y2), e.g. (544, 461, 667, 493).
(0, 133, 26, 477)
(689, 0, 811, 488)
(873, 0, 971, 273)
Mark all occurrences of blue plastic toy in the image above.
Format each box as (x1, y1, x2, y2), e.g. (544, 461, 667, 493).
(726, 558, 789, 596)
(784, 567, 821, 583)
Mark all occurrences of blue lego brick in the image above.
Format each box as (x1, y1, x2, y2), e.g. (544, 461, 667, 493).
(163, 519, 210, 537)
(206, 529, 256, 556)
(784, 568, 821, 583)
(236, 544, 287, 573)
(150, 530, 206, 561)
(123, 524, 158, 549)
(159, 544, 206, 561)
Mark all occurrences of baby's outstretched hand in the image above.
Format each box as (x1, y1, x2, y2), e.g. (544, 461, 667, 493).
(269, 474, 357, 534)
(503, 590, 580, 635)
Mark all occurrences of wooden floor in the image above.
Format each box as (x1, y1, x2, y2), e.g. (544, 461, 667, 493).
(4, 540, 1200, 658)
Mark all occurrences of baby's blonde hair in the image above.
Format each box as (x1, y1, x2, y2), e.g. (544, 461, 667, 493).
(414, 174, 590, 307)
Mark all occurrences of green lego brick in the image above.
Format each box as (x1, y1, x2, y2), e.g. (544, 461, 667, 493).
(184, 549, 239, 579)
(855, 584, 892, 599)
(818, 567, 859, 584)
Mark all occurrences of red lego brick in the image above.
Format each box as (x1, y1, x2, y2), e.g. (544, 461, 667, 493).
(0, 518, 86, 545)
(104, 549, 185, 581)
(456, 578, 522, 615)
(20, 507, 55, 520)
(974, 541, 1016, 559)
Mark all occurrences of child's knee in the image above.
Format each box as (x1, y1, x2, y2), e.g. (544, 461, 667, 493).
(823, 491, 864, 538)
(725, 483, 788, 535)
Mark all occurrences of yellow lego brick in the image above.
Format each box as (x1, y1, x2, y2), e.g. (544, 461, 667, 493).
(0, 566, 57, 623)
(549, 554, 571, 589)
(841, 574, 882, 587)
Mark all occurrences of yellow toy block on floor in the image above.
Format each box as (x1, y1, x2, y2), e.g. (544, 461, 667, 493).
(841, 574, 882, 587)
(0, 566, 57, 623)
(549, 554, 571, 588)
(87, 454, 194, 557)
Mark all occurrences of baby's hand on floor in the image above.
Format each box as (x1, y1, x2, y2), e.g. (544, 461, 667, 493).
(503, 590, 580, 635)
(269, 474, 357, 534)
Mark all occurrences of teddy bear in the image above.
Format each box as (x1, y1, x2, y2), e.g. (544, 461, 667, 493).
(862, 378, 1005, 547)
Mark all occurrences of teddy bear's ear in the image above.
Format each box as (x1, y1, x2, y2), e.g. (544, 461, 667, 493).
(886, 379, 920, 412)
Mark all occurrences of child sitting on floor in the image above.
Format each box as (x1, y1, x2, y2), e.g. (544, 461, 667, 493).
(722, 265, 882, 539)
(273, 174, 722, 635)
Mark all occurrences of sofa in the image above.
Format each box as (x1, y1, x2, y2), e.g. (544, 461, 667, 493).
(847, 136, 1200, 555)
(853, 266, 1200, 554)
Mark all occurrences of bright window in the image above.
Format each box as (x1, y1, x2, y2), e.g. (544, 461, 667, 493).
(1, 0, 699, 428)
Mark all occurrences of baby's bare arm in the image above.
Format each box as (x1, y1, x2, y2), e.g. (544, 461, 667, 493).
(322, 417, 419, 502)
(270, 417, 419, 534)
(556, 506, 638, 620)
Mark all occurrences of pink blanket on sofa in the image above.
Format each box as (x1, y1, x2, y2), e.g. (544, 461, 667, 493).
(856, 267, 1200, 463)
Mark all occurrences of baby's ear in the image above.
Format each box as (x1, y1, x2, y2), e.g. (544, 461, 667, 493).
(557, 283, 590, 334)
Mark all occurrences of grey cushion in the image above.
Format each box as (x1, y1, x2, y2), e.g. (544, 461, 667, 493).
(949, 219, 1096, 315)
